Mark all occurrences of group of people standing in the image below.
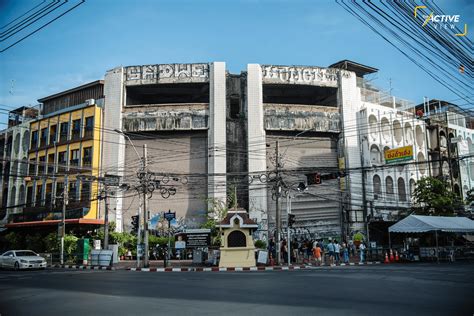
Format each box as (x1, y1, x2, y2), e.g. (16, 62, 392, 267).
(270, 238, 367, 266)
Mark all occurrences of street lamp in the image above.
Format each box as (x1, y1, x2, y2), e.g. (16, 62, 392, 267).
(114, 129, 149, 268)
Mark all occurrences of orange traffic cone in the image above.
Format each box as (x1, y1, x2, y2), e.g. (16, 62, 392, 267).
(384, 251, 390, 264)
(395, 250, 400, 262)
(389, 249, 394, 262)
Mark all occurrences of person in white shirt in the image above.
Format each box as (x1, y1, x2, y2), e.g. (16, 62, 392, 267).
(359, 242, 366, 263)
(334, 240, 341, 264)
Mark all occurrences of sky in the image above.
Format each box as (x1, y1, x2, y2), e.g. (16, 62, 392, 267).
(0, 0, 472, 126)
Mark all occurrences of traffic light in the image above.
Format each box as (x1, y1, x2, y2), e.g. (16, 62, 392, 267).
(131, 215, 139, 234)
(288, 214, 296, 227)
(306, 173, 321, 185)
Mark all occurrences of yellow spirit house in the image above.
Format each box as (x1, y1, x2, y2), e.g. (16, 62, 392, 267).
(6, 81, 104, 230)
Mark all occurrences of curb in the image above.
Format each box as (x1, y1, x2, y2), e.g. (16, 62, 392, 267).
(124, 262, 382, 272)
(49, 265, 115, 270)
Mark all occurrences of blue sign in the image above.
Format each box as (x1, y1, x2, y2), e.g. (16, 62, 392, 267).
(164, 211, 176, 222)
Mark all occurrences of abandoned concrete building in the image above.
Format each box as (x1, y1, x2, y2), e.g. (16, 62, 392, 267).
(101, 61, 376, 241)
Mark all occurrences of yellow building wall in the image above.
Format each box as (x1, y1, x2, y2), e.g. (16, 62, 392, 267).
(26, 105, 103, 221)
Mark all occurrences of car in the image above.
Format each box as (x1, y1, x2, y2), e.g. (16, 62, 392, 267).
(0, 250, 47, 270)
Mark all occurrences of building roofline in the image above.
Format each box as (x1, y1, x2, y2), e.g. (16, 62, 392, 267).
(328, 59, 378, 76)
(37, 80, 104, 103)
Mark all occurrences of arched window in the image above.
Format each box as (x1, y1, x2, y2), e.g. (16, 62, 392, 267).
(416, 125, 424, 147)
(393, 120, 402, 144)
(417, 152, 427, 175)
(405, 123, 413, 143)
(370, 145, 382, 164)
(386, 176, 394, 198)
(9, 186, 16, 207)
(398, 178, 406, 202)
(373, 175, 382, 199)
(409, 179, 416, 198)
(227, 230, 246, 247)
(381, 117, 391, 142)
(368, 115, 378, 139)
(19, 185, 25, 204)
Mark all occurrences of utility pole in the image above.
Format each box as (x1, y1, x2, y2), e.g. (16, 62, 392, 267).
(142, 144, 149, 268)
(103, 189, 109, 250)
(60, 176, 68, 265)
(275, 140, 281, 265)
(286, 194, 291, 266)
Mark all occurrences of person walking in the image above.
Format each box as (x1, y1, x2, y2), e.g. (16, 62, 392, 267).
(313, 243, 322, 266)
(359, 242, 366, 263)
(327, 240, 335, 266)
(281, 240, 288, 264)
(342, 241, 350, 263)
(334, 240, 341, 265)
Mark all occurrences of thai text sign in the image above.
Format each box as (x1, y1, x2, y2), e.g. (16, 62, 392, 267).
(384, 145, 413, 164)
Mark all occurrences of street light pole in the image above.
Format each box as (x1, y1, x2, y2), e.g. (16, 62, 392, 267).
(103, 190, 109, 250)
(287, 194, 291, 266)
(142, 144, 149, 268)
(275, 140, 281, 265)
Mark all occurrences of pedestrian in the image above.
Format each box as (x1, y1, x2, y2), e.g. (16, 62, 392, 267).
(327, 240, 335, 266)
(342, 241, 349, 263)
(334, 240, 340, 265)
(313, 243, 322, 266)
(281, 240, 288, 264)
(359, 242, 366, 263)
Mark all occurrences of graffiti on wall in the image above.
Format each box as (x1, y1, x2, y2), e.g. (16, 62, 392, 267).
(125, 63, 210, 83)
(261, 65, 351, 86)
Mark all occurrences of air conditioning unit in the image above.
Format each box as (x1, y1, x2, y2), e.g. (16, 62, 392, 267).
(85, 99, 95, 106)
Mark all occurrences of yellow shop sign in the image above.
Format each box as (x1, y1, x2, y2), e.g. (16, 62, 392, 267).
(384, 146, 413, 164)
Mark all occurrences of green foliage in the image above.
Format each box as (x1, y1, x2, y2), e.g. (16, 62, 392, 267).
(44, 233, 59, 253)
(25, 234, 43, 252)
(254, 240, 267, 249)
(411, 177, 461, 215)
(353, 232, 364, 242)
(5, 231, 24, 249)
(201, 197, 229, 247)
(64, 234, 79, 262)
(149, 235, 174, 250)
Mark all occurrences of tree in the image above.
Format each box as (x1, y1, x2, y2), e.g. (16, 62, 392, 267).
(411, 177, 462, 216)
(465, 188, 474, 205)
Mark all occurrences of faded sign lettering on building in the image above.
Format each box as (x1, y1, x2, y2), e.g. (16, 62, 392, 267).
(261, 65, 351, 86)
(125, 63, 210, 84)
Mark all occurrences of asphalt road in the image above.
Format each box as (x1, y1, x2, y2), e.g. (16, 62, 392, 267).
(0, 263, 473, 316)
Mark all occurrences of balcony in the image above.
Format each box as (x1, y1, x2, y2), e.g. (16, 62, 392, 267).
(9, 201, 91, 223)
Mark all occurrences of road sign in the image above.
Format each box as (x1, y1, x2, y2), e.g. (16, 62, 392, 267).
(450, 136, 462, 144)
(164, 210, 176, 222)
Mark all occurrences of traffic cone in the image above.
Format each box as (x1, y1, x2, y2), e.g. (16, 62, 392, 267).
(384, 251, 390, 264)
(395, 250, 400, 262)
(389, 249, 394, 262)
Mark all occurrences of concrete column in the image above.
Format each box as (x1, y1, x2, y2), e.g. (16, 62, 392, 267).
(103, 67, 125, 232)
(247, 64, 268, 240)
(339, 71, 365, 235)
(208, 62, 227, 206)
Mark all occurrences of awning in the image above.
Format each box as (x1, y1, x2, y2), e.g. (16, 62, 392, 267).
(388, 215, 474, 233)
(4, 218, 104, 228)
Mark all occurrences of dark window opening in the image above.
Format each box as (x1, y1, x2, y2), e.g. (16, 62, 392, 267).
(263, 84, 338, 106)
(69, 182, 77, 202)
(84, 117, 94, 138)
(56, 182, 64, 205)
(48, 153, 55, 174)
(45, 183, 53, 206)
(72, 119, 81, 140)
(230, 98, 240, 119)
(126, 83, 209, 106)
(40, 128, 48, 147)
(38, 156, 45, 175)
(49, 125, 57, 144)
(31, 131, 38, 149)
(70, 149, 80, 167)
(26, 186, 33, 207)
(60, 122, 69, 142)
(58, 151, 66, 173)
(81, 182, 91, 201)
(227, 230, 247, 247)
(29, 159, 36, 176)
(83, 147, 92, 167)
(35, 185, 43, 206)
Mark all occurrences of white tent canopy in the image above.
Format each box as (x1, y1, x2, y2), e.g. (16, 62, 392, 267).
(389, 215, 474, 233)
